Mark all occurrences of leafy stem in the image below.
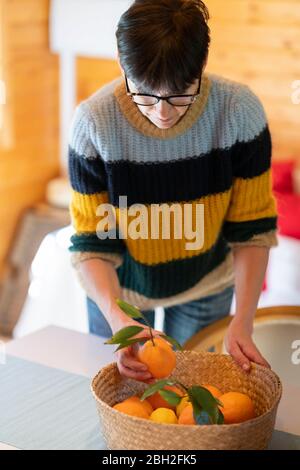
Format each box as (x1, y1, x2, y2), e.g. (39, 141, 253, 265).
(141, 380, 224, 426)
(115, 298, 183, 349)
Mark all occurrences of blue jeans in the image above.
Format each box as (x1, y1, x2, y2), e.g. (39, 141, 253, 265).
(87, 285, 234, 346)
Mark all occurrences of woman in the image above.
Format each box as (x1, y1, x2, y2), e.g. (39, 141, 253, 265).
(68, 0, 277, 381)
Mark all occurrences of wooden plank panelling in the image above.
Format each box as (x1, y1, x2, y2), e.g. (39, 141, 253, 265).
(76, 0, 300, 162)
(1, 0, 298, 281)
(205, 0, 300, 159)
(76, 57, 120, 104)
(0, 0, 59, 281)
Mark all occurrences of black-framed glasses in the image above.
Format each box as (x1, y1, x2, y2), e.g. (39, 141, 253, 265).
(125, 75, 201, 107)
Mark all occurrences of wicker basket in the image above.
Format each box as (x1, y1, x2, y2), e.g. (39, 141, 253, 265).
(91, 351, 282, 450)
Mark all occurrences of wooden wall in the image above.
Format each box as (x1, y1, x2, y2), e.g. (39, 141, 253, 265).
(0, 0, 59, 281)
(77, 57, 120, 104)
(0, 0, 299, 280)
(206, 0, 300, 159)
(77, 0, 300, 161)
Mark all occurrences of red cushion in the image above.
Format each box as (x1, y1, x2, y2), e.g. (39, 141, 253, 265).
(272, 161, 295, 193)
(276, 192, 300, 239)
(263, 160, 298, 293)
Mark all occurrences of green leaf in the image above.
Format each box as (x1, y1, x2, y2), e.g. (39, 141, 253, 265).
(217, 408, 224, 425)
(189, 397, 212, 425)
(176, 381, 189, 393)
(141, 379, 176, 401)
(158, 334, 183, 351)
(197, 411, 212, 425)
(188, 385, 221, 425)
(158, 389, 182, 407)
(114, 337, 150, 351)
(211, 405, 222, 424)
(215, 397, 224, 407)
(116, 299, 144, 319)
(105, 326, 144, 344)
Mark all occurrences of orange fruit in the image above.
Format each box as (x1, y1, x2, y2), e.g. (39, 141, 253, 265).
(137, 337, 176, 379)
(176, 396, 190, 417)
(139, 398, 153, 415)
(150, 408, 178, 424)
(201, 384, 222, 399)
(147, 385, 184, 410)
(152, 337, 173, 351)
(113, 396, 151, 420)
(124, 395, 153, 415)
(178, 404, 196, 425)
(219, 392, 255, 424)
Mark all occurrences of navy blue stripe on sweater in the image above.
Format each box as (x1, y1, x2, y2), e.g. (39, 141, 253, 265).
(232, 126, 271, 178)
(116, 235, 230, 298)
(68, 127, 271, 206)
(68, 147, 107, 194)
(223, 217, 277, 243)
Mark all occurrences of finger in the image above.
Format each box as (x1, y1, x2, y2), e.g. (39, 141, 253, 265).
(117, 362, 153, 381)
(142, 377, 156, 385)
(229, 342, 251, 372)
(116, 347, 146, 370)
(152, 329, 164, 337)
(152, 333, 172, 346)
(152, 329, 168, 339)
(120, 350, 149, 372)
(241, 343, 271, 369)
(131, 342, 143, 355)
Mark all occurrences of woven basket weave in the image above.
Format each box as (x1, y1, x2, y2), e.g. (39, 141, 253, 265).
(91, 351, 282, 450)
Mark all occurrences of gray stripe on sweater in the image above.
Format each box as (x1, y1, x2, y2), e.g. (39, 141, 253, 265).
(69, 74, 267, 163)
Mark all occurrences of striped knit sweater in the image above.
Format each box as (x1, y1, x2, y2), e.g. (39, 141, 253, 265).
(68, 73, 278, 310)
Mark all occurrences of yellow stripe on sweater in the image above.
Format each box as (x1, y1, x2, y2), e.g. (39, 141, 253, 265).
(70, 190, 110, 233)
(226, 169, 277, 222)
(115, 191, 231, 265)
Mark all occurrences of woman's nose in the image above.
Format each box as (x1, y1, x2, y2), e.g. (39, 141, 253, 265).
(155, 99, 172, 119)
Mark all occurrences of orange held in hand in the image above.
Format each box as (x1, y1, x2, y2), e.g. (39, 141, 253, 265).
(137, 337, 176, 379)
(150, 337, 173, 351)
(219, 392, 256, 424)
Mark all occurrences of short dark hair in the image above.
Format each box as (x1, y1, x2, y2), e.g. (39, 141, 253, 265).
(116, 0, 210, 94)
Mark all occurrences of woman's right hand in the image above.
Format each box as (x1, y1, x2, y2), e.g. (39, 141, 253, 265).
(113, 317, 162, 382)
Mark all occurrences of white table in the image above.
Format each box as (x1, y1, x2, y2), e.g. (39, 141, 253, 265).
(6, 325, 115, 378)
(1, 325, 300, 449)
(0, 326, 115, 450)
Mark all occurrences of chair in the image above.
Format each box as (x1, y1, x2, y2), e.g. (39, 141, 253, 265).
(184, 306, 300, 404)
(184, 305, 300, 353)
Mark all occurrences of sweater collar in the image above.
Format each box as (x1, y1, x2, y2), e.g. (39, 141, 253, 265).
(114, 74, 211, 139)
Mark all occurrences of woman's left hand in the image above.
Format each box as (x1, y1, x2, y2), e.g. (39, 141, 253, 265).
(224, 317, 271, 372)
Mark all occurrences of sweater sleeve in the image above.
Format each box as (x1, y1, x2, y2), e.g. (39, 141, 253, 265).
(223, 85, 278, 249)
(68, 102, 126, 269)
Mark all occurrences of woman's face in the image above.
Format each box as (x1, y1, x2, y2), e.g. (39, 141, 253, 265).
(127, 77, 200, 129)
